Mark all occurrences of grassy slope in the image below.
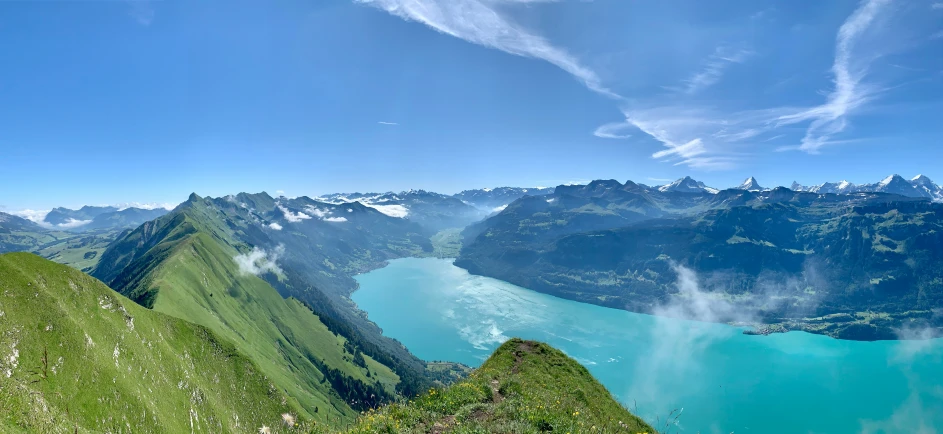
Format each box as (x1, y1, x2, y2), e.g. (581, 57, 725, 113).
(344, 339, 655, 434)
(93, 199, 401, 424)
(145, 231, 398, 421)
(0, 253, 292, 433)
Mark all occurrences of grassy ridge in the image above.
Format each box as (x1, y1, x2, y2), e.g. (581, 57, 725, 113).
(92, 198, 404, 425)
(145, 232, 399, 421)
(343, 339, 655, 434)
(0, 253, 292, 433)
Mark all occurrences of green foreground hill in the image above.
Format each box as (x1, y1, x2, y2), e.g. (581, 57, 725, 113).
(0, 253, 293, 433)
(342, 339, 655, 434)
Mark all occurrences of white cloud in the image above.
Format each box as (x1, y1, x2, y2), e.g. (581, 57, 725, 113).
(347, 208, 353, 213)
(593, 121, 634, 139)
(492, 204, 508, 213)
(621, 107, 768, 170)
(681, 47, 753, 94)
(369, 204, 409, 218)
(304, 206, 330, 218)
(10, 209, 51, 227)
(776, 0, 891, 153)
(57, 218, 92, 229)
(277, 204, 312, 223)
(233, 245, 285, 277)
(268, 222, 283, 230)
(932, 2, 943, 9)
(323, 216, 349, 222)
(378, 121, 399, 125)
(355, 0, 619, 98)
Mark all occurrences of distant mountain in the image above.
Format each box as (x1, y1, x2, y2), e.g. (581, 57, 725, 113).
(0, 211, 43, 232)
(319, 189, 488, 232)
(454, 186, 554, 210)
(0, 211, 119, 272)
(456, 178, 941, 341)
(657, 176, 719, 194)
(37, 205, 170, 231)
(790, 180, 857, 194)
(792, 174, 943, 201)
(44, 205, 119, 226)
(736, 176, 765, 191)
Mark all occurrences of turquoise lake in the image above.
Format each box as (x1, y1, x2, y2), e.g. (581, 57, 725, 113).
(353, 257, 943, 434)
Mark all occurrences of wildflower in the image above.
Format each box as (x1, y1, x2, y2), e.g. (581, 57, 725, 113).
(258, 426, 271, 434)
(281, 413, 296, 427)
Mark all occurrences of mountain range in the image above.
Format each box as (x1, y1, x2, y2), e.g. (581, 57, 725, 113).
(453, 186, 555, 209)
(456, 179, 943, 340)
(2, 176, 942, 430)
(792, 174, 943, 201)
(19, 205, 171, 231)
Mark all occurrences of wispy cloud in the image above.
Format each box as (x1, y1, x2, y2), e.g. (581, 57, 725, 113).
(680, 47, 753, 94)
(619, 107, 776, 170)
(56, 218, 92, 229)
(355, 0, 620, 98)
(933, 2, 943, 9)
(776, 0, 891, 153)
(9, 209, 51, 226)
(613, 0, 913, 168)
(593, 121, 633, 139)
(277, 204, 312, 223)
(323, 216, 349, 222)
(378, 121, 399, 125)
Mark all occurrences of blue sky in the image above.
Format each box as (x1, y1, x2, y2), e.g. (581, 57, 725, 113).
(1, 0, 941, 211)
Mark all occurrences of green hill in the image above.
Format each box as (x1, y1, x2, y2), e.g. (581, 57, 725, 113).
(0, 252, 293, 433)
(89, 195, 408, 423)
(342, 338, 655, 434)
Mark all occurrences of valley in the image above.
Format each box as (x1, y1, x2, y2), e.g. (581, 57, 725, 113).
(1, 175, 942, 432)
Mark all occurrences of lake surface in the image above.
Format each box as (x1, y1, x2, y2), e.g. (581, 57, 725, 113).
(353, 258, 943, 434)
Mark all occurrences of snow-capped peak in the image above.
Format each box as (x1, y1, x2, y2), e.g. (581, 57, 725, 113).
(879, 174, 903, 186)
(837, 180, 852, 190)
(737, 177, 763, 191)
(657, 176, 717, 194)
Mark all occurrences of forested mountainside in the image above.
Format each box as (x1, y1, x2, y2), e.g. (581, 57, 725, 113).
(458, 180, 943, 340)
